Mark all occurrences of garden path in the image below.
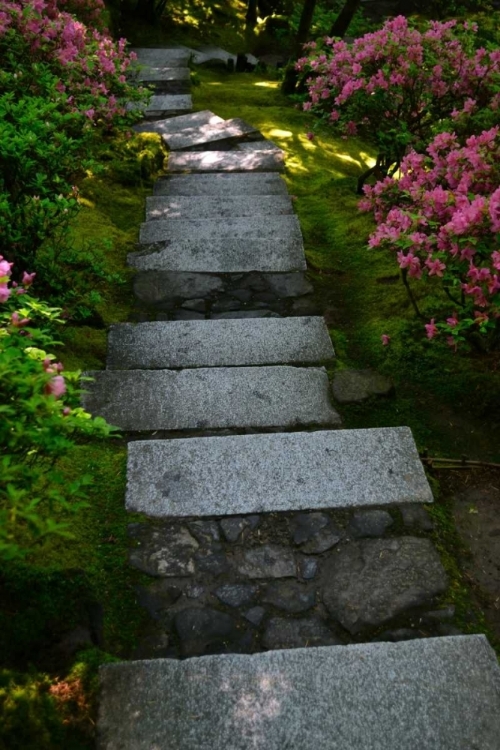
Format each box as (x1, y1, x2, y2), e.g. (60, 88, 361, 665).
(92, 48, 500, 749)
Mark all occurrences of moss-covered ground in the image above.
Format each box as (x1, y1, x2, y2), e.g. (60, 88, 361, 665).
(2, 10, 500, 747)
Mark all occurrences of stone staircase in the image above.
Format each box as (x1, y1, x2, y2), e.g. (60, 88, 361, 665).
(93, 48, 500, 748)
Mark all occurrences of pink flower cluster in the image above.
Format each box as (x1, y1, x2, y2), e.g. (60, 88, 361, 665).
(360, 128, 500, 343)
(298, 16, 500, 154)
(1, 257, 66, 397)
(0, 0, 140, 124)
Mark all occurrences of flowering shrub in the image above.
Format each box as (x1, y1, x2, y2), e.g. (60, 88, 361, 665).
(298, 16, 500, 188)
(0, 0, 147, 267)
(0, 257, 115, 560)
(360, 127, 500, 349)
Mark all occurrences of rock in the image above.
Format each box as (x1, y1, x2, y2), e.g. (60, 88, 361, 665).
(129, 526, 198, 577)
(236, 545, 296, 579)
(265, 273, 313, 298)
(215, 584, 258, 608)
(132, 629, 171, 660)
(289, 513, 343, 554)
(262, 581, 315, 613)
(244, 606, 266, 626)
(401, 504, 435, 531)
(219, 515, 260, 542)
(331, 369, 394, 404)
(230, 289, 253, 303)
(167, 149, 285, 174)
(154, 172, 288, 197)
(187, 520, 220, 545)
(135, 582, 183, 620)
(211, 299, 241, 312)
(194, 550, 229, 576)
(297, 556, 319, 580)
(172, 310, 205, 321)
(347, 510, 394, 538)
(374, 629, 424, 643)
(56, 626, 93, 657)
(262, 617, 341, 650)
(174, 608, 238, 656)
(421, 606, 456, 624)
(181, 298, 206, 312)
(146, 195, 293, 220)
(133, 271, 225, 305)
(438, 624, 464, 636)
(291, 297, 321, 315)
(186, 584, 205, 599)
(322, 537, 448, 634)
(211, 310, 281, 319)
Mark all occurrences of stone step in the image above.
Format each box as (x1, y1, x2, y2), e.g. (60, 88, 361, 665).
(138, 215, 301, 245)
(134, 110, 225, 136)
(127, 94, 192, 120)
(154, 172, 288, 196)
(162, 118, 261, 152)
(98, 636, 500, 750)
(238, 140, 283, 154)
(167, 150, 284, 173)
(128, 235, 305, 273)
(133, 66, 191, 83)
(145, 194, 294, 220)
(131, 47, 192, 67)
(107, 317, 334, 370)
(126, 426, 431, 517)
(82, 366, 339, 432)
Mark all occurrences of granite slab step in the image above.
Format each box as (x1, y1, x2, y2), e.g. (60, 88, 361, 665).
(82, 366, 339, 432)
(127, 94, 192, 120)
(131, 48, 192, 67)
(126, 426, 431, 517)
(133, 66, 191, 83)
(238, 140, 283, 154)
(98, 636, 500, 750)
(139, 215, 301, 245)
(153, 172, 288, 196)
(128, 235, 306, 273)
(162, 118, 261, 151)
(145, 194, 294, 220)
(134, 110, 224, 136)
(107, 317, 334, 370)
(167, 150, 284, 173)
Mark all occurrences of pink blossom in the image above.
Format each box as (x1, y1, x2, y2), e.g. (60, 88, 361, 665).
(306, 131, 314, 141)
(381, 334, 391, 346)
(0, 284, 11, 303)
(22, 271, 36, 286)
(45, 375, 66, 398)
(425, 319, 439, 339)
(10, 312, 30, 327)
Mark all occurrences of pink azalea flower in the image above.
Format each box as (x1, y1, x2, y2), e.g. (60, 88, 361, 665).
(381, 334, 391, 346)
(0, 284, 11, 303)
(425, 319, 439, 339)
(22, 271, 36, 286)
(45, 375, 66, 398)
(10, 312, 30, 327)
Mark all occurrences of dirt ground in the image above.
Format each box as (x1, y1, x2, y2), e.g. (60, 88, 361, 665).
(439, 468, 500, 642)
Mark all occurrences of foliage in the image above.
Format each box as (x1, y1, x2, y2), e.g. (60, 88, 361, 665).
(286, 0, 373, 40)
(297, 16, 500, 177)
(0, 258, 116, 561)
(360, 127, 500, 348)
(0, 0, 147, 271)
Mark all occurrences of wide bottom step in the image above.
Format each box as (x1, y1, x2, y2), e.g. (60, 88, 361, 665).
(97, 635, 500, 750)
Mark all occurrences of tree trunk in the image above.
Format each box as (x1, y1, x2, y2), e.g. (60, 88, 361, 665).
(281, 0, 318, 94)
(245, 0, 258, 25)
(329, 0, 362, 38)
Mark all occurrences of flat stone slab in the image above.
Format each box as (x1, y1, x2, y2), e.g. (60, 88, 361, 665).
(98, 636, 500, 750)
(131, 48, 192, 67)
(126, 426, 432, 518)
(332, 368, 394, 403)
(128, 94, 192, 119)
(145, 195, 294, 220)
(238, 140, 283, 154)
(139, 215, 301, 245)
(82, 366, 339, 432)
(163, 118, 260, 151)
(106, 318, 334, 370)
(134, 110, 224, 136)
(134, 66, 191, 83)
(153, 172, 288, 196)
(129, 236, 306, 273)
(167, 150, 284, 173)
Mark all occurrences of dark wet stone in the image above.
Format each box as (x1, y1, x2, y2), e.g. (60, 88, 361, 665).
(347, 510, 394, 538)
(175, 607, 238, 656)
(262, 617, 341, 650)
(331, 369, 394, 404)
(244, 606, 266, 626)
(135, 583, 182, 621)
(322, 537, 448, 634)
(231, 289, 253, 303)
(220, 515, 260, 543)
(186, 584, 205, 599)
(298, 556, 319, 580)
(132, 629, 171, 660)
(265, 273, 313, 298)
(194, 550, 229, 576)
(236, 545, 296, 578)
(181, 298, 206, 313)
(172, 310, 205, 321)
(400, 504, 435, 531)
(438, 624, 464, 637)
(262, 581, 315, 613)
(129, 525, 198, 577)
(239, 272, 268, 292)
(187, 520, 220, 545)
(291, 297, 320, 315)
(289, 513, 342, 554)
(215, 584, 258, 608)
(421, 606, 456, 624)
(374, 629, 425, 643)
